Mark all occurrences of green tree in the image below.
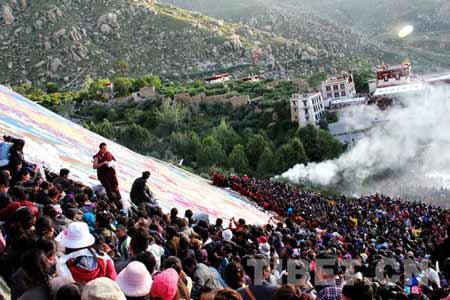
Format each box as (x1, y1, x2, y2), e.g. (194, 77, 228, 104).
(113, 77, 133, 97)
(13, 83, 33, 95)
(325, 111, 338, 123)
(96, 119, 114, 139)
(117, 123, 153, 152)
(114, 59, 129, 75)
(256, 147, 276, 178)
(27, 88, 49, 102)
(276, 137, 309, 173)
(142, 74, 162, 89)
(307, 72, 327, 88)
(318, 130, 344, 160)
(318, 118, 329, 131)
(353, 63, 375, 93)
(45, 82, 59, 93)
(170, 131, 201, 165)
(246, 133, 272, 168)
(88, 79, 111, 99)
(298, 124, 321, 162)
(155, 98, 187, 136)
(86, 119, 114, 139)
(228, 144, 249, 174)
(197, 135, 227, 167)
(132, 77, 149, 91)
(211, 119, 241, 154)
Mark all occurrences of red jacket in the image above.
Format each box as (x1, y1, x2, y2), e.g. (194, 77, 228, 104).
(57, 249, 116, 284)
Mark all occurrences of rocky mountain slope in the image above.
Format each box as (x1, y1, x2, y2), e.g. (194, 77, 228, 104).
(161, 0, 450, 72)
(0, 0, 368, 87)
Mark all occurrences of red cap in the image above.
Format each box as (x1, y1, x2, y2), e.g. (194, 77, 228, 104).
(256, 236, 268, 244)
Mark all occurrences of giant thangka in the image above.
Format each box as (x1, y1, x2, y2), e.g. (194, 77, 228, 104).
(0, 85, 271, 224)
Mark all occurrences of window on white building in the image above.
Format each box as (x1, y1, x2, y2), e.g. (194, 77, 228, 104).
(340, 83, 345, 89)
(326, 86, 331, 91)
(333, 85, 339, 90)
(334, 92, 340, 97)
(341, 91, 346, 97)
(327, 93, 332, 98)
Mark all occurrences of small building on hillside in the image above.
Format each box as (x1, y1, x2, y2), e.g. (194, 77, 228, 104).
(290, 92, 325, 127)
(241, 75, 261, 83)
(321, 72, 356, 100)
(131, 86, 157, 101)
(204, 73, 231, 85)
(102, 81, 114, 100)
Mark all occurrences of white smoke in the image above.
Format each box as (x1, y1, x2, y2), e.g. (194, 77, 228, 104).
(282, 85, 450, 195)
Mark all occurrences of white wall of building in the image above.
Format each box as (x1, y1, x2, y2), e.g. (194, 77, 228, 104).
(290, 92, 325, 127)
(321, 74, 356, 100)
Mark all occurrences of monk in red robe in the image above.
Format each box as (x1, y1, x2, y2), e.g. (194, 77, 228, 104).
(93, 143, 121, 200)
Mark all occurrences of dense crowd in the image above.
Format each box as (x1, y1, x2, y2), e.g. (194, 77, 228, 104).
(0, 135, 449, 300)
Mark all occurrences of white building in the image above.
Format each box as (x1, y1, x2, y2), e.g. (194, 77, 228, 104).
(204, 73, 231, 85)
(321, 72, 356, 100)
(290, 92, 325, 127)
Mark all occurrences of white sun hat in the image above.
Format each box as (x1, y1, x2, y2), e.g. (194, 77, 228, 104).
(55, 221, 95, 249)
(222, 229, 233, 242)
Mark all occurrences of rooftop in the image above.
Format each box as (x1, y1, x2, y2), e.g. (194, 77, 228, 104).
(204, 73, 230, 81)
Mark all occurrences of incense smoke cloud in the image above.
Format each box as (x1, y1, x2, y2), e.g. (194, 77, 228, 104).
(281, 86, 450, 194)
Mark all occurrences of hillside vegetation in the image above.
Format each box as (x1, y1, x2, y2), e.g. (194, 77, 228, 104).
(11, 71, 349, 179)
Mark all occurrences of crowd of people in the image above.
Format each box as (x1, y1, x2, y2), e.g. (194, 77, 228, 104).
(0, 134, 449, 300)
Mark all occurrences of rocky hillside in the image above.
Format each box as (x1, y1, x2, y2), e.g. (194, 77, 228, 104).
(161, 0, 450, 72)
(0, 0, 365, 88)
(0, 0, 384, 87)
(160, 0, 378, 59)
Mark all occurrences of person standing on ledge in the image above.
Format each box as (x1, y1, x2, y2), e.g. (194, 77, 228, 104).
(130, 171, 155, 207)
(93, 143, 121, 201)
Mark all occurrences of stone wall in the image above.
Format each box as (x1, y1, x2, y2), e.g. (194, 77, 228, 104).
(175, 92, 249, 107)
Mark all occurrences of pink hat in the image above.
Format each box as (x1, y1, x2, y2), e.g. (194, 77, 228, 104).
(116, 261, 152, 297)
(151, 268, 179, 300)
(55, 222, 95, 249)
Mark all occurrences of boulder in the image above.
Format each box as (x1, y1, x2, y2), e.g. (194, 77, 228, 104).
(69, 27, 83, 41)
(3, 4, 15, 25)
(48, 10, 56, 21)
(50, 57, 63, 73)
(34, 20, 44, 30)
(100, 23, 112, 34)
(52, 28, 66, 40)
(211, 46, 219, 56)
(146, 7, 157, 16)
(97, 12, 119, 29)
(306, 46, 318, 56)
(229, 34, 243, 50)
(34, 60, 46, 69)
